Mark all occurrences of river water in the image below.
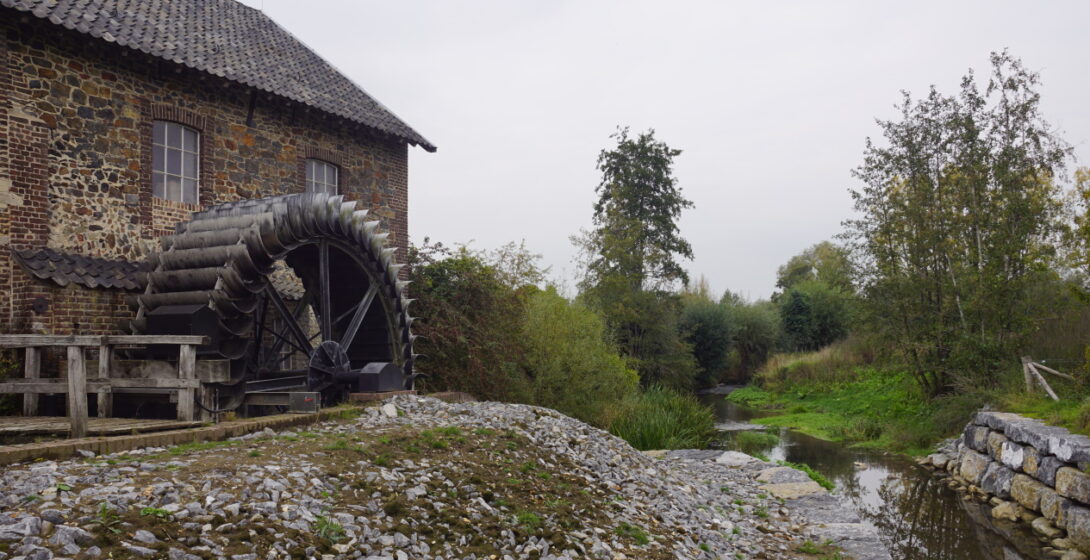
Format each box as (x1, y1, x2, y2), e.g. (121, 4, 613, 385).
(702, 395, 1049, 560)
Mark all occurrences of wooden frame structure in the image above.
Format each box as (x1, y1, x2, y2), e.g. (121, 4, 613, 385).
(0, 335, 211, 438)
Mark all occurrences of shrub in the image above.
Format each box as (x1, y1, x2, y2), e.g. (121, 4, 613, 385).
(522, 288, 639, 428)
(408, 240, 531, 402)
(609, 386, 715, 450)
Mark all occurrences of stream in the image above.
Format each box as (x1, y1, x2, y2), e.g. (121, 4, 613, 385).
(702, 394, 1050, 560)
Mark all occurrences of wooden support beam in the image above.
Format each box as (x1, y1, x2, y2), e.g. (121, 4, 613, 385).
(1028, 363, 1060, 402)
(0, 378, 200, 393)
(22, 347, 40, 416)
(97, 344, 113, 418)
(177, 344, 196, 421)
(0, 335, 208, 348)
(66, 346, 88, 439)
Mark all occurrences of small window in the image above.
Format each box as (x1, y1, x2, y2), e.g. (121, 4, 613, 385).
(306, 159, 339, 195)
(152, 121, 199, 204)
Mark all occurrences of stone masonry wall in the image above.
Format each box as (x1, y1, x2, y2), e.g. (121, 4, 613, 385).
(926, 411, 1090, 557)
(0, 15, 411, 334)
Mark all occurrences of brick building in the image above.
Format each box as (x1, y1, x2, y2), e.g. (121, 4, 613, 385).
(0, 0, 434, 336)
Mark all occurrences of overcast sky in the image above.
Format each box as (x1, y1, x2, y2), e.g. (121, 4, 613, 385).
(241, 0, 1090, 300)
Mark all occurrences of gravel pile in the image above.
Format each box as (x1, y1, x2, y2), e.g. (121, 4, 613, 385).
(0, 396, 843, 559)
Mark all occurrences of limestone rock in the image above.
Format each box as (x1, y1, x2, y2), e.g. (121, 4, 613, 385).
(991, 501, 1025, 522)
(1042, 489, 1073, 526)
(988, 431, 1010, 461)
(757, 482, 827, 500)
(715, 451, 757, 468)
(380, 403, 398, 418)
(1000, 441, 1026, 471)
(1058, 468, 1090, 506)
(1061, 551, 1089, 560)
(964, 425, 991, 453)
(977, 411, 1024, 430)
(1065, 504, 1090, 553)
(755, 467, 811, 485)
(1011, 473, 1049, 511)
(1024, 446, 1041, 477)
(981, 462, 1015, 499)
(960, 449, 990, 486)
(1032, 516, 1064, 539)
(1039, 456, 1067, 487)
(1051, 434, 1090, 464)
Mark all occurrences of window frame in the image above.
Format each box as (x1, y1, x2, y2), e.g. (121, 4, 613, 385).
(152, 120, 201, 205)
(305, 158, 340, 195)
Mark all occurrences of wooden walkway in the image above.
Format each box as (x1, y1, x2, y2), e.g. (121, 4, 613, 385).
(0, 416, 203, 437)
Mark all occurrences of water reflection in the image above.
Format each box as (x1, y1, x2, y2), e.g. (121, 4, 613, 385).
(704, 396, 1047, 560)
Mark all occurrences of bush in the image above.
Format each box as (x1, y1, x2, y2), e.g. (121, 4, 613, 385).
(522, 288, 639, 427)
(609, 386, 715, 450)
(408, 240, 531, 402)
(778, 280, 855, 351)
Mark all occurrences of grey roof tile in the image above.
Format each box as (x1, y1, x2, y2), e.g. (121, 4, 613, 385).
(2, 0, 435, 151)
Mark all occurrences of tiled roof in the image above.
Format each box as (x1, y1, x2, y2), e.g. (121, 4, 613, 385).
(1, 0, 435, 152)
(15, 248, 148, 291)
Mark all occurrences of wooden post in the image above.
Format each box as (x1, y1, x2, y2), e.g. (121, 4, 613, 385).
(66, 346, 88, 438)
(1021, 356, 1034, 393)
(177, 344, 196, 421)
(22, 347, 40, 416)
(96, 343, 113, 418)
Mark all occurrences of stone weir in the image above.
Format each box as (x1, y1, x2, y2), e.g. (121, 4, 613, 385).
(924, 411, 1090, 559)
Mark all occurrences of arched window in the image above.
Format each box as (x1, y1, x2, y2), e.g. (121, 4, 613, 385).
(306, 159, 339, 195)
(152, 121, 199, 204)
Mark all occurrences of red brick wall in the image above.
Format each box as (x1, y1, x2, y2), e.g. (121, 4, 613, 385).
(0, 15, 413, 333)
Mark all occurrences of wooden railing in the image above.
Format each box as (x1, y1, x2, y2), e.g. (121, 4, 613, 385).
(0, 335, 210, 438)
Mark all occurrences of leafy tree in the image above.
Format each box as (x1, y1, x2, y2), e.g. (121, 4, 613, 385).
(582, 127, 694, 291)
(680, 295, 734, 388)
(779, 280, 854, 351)
(722, 297, 783, 381)
(576, 127, 698, 389)
(844, 51, 1071, 395)
(775, 241, 855, 294)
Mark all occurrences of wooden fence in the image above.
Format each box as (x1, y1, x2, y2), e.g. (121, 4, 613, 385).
(0, 335, 211, 438)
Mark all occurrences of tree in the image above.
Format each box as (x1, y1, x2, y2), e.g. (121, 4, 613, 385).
(582, 127, 694, 291)
(775, 241, 855, 295)
(779, 279, 854, 351)
(844, 51, 1071, 395)
(576, 127, 697, 389)
(680, 295, 734, 388)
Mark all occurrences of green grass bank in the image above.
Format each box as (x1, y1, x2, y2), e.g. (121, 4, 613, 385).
(727, 339, 1090, 456)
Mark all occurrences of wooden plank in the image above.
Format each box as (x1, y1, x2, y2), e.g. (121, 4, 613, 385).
(97, 344, 113, 418)
(1034, 362, 1076, 381)
(0, 334, 208, 348)
(1028, 363, 1060, 402)
(22, 347, 40, 416)
(66, 346, 88, 438)
(0, 379, 200, 393)
(177, 344, 196, 421)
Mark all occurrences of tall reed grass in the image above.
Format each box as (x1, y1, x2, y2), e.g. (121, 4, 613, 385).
(608, 386, 716, 450)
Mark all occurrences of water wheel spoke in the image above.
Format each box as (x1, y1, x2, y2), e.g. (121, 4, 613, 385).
(318, 240, 333, 341)
(260, 290, 314, 371)
(341, 284, 378, 349)
(264, 284, 313, 355)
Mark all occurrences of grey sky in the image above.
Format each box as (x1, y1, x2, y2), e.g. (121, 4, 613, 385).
(240, 0, 1090, 300)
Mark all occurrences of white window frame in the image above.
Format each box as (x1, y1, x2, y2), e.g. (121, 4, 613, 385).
(306, 159, 339, 195)
(152, 121, 200, 205)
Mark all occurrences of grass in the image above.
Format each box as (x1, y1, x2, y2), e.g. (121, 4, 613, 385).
(615, 522, 650, 545)
(314, 515, 345, 543)
(733, 430, 778, 454)
(729, 337, 1090, 455)
(778, 460, 834, 490)
(608, 386, 716, 450)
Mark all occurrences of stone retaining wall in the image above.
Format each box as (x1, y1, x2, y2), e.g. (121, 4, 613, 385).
(926, 411, 1090, 557)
